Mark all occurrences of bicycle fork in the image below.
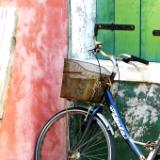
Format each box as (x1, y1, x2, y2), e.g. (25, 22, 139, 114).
(105, 87, 146, 160)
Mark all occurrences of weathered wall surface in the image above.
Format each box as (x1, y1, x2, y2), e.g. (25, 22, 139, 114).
(0, 1, 67, 160)
(112, 82, 160, 159)
(69, 0, 96, 59)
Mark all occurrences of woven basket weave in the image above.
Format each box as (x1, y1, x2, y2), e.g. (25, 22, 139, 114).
(61, 59, 111, 103)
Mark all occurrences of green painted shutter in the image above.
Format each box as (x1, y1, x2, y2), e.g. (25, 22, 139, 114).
(115, 0, 140, 57)
(97, 0, 160, 62)
(96, 0, 115, 54)
(141, 0, 160, 61)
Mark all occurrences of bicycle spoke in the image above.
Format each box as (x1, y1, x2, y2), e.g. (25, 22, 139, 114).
(81, 153, 107, 160)
(35, 108, 114, 160)
(80, 157, 92, 160)
(81, 139, 106, 155)
(68, 115, 84, 149)
(80, 126, 100, 148)
(82, 134, 105, 151)
(75, 131, 103, 150)
(83, 146, 107, 155)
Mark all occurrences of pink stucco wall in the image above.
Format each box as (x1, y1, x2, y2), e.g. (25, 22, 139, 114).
(0, 1, 67, 159)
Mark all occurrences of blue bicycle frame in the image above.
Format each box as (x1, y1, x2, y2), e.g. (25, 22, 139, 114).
(104, 86, 145, 160)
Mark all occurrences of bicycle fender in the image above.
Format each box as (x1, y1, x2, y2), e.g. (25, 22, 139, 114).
(96, 113, 114, 136)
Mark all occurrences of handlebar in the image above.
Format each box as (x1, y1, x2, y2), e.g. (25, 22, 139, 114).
(93, 41, 149, 65)
(120, 54, 149, 65)
(130, 55, 149, 65)
(89, 41, 149, 76)
(99, 50, 117, 74)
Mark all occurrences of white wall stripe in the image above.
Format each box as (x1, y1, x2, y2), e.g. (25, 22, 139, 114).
(0, 7, 17, 118)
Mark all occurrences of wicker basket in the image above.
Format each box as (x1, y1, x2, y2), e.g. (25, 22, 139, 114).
(60, 59, 111, 103)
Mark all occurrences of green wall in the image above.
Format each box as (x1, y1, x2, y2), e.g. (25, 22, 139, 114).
(76, 82, 160, 159)
(111, 82, 160, 159)
(97, 0, 160, 61)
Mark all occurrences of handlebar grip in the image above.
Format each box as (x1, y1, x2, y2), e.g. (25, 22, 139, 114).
(131, 55, 149, 65)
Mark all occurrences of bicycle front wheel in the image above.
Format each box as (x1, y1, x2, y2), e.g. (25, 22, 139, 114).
(35, 107, 115, 160)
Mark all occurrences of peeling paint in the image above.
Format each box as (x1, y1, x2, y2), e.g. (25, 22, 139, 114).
(112, 82, 160, 140)
(19, 8, 36, 36)
(134, 84, 148, 95)
(125, 102, 158, 138)
(38, 0, 47, 4)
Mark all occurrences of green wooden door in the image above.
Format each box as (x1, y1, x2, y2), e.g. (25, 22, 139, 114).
(97, 0, 160, 61)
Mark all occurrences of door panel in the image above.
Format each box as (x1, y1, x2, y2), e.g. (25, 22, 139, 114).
(141, 0, 160, 61)
(96, 0, 115, 54)
(115, 0, 140, 56)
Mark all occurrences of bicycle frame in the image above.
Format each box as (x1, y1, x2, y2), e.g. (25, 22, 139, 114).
(102, 86, 160, 160)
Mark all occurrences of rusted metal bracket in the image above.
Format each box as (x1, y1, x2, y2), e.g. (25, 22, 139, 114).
(94, 23, 135, 36)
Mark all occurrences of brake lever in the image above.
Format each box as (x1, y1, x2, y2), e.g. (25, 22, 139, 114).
(88, 47, 100, 54)
(88, 48, 95, 53)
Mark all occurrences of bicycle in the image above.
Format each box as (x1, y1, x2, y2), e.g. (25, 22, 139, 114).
(34, 42, 160, 160)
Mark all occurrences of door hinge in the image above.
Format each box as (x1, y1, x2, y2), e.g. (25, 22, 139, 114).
(95, 23, 135, 36)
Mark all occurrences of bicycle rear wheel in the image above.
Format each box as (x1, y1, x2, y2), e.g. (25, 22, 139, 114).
(35, 107, 115, 160)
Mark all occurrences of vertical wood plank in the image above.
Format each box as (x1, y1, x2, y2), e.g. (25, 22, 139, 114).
(141, 0, 160, 61)
(96, 0, 115, 55)
(115, 0, 140, 56)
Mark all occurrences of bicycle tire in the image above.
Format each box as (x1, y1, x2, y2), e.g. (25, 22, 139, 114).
(35, 107, 115, 160)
